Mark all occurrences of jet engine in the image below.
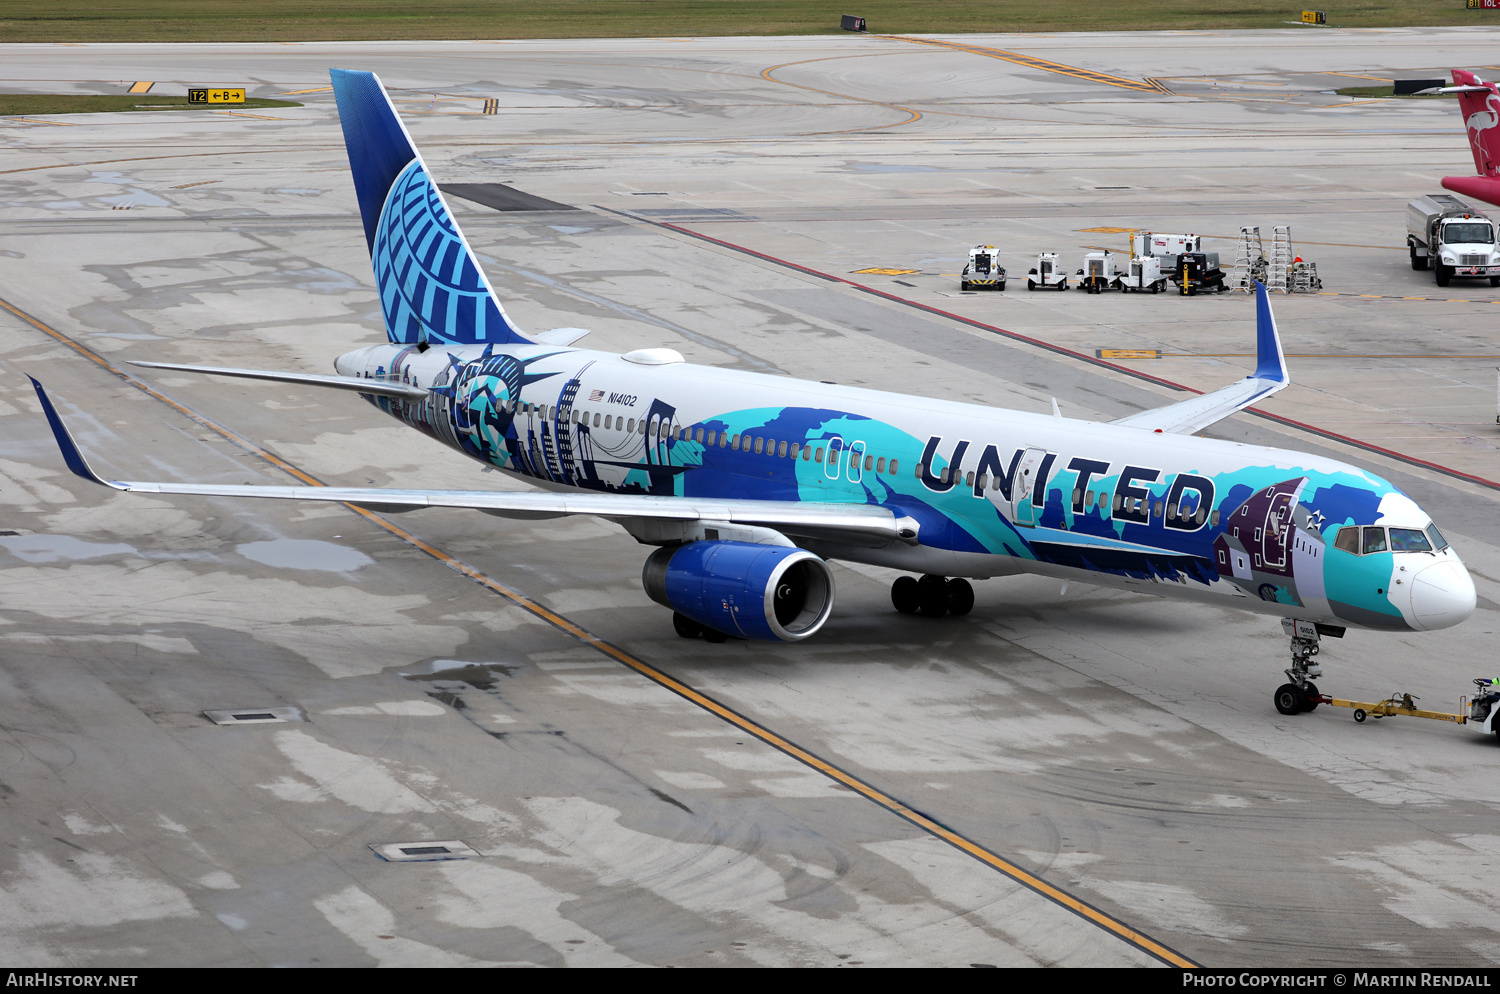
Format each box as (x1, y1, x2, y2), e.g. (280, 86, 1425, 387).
(642, 541, 835, 641)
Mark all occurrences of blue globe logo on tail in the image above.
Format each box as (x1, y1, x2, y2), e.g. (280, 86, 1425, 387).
(331, 67, 531, 347)
(374, 160, 517, 345)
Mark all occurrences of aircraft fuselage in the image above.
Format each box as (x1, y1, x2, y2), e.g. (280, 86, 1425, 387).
(334, 341, 1474, 634)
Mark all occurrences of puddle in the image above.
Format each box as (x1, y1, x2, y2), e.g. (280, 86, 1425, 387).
(0, 535, 138, 563)
(236, 539, 372, 572)
(403, 660, 521, 691)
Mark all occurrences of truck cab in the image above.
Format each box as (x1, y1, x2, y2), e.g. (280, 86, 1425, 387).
(1407, 194, 1500, 287)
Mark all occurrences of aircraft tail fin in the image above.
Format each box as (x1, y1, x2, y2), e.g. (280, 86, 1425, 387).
(1450, 70, 1500, 178)
(329, 69, 532, 347)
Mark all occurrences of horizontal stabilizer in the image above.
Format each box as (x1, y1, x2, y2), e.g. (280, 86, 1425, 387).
(129, 361, 430, 400)
(1109, 281, 1288, 435)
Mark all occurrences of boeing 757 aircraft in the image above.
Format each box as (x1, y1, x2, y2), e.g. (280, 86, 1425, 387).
(32, 70, 1476, 717)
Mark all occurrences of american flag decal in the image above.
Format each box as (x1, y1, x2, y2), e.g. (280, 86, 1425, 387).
(589, 389, 605, 402)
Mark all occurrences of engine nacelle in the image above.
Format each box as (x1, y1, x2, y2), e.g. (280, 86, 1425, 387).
(642, 541, 835, 641)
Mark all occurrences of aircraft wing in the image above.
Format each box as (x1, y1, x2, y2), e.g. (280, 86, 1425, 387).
(1108, 282, 1288, 435)
(30, 377, 915, 549)
(128, 361, 431, 400)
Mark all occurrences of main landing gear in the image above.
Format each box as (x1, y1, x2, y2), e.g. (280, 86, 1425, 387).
(1273, 618, 1327, 715)
(891, 575, 974, 618)
(673, 612, 728, 643)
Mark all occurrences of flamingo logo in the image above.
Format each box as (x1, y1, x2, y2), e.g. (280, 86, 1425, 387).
(1467, 91, 1500, 173)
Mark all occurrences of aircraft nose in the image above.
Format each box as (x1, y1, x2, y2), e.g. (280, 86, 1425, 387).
(1408, 558, 1477, 631)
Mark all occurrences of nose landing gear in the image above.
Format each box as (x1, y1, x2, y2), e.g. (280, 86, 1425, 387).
(1274, 618, 1340, 715)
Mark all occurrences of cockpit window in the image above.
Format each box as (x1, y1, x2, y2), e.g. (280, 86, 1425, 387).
(1425, 523, 1449, 551)
(1333, 526, 1360, 554)
(1389, 528, 1433, 553)
(1362, 527, 1388, 555)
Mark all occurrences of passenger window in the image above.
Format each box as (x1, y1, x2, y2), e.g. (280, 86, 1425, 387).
(1154, 501, 1163, 518)
(790, 442, 799, 458)
(754, 437, 765, 454)
(1072, 488, 1081, 505)
(696, 428, 705, 443)
(1389, 528, 1433, 553)
(732, 434, 741, 449)
(1210, 510, 1219, 527)
(815, 447, 824, 463)
(888, 458, 897, 475)
(1361, 527, 1387, 555)
(604, 415, 612, 429)
(802, 445, 811, 461)
(779, 441, 789, 458)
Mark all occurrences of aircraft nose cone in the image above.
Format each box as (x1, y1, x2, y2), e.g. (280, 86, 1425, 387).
(1408, 559, 1477, 631)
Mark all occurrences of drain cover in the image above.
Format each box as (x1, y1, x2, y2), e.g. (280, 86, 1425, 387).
(369, 840, 480, 862)
(203, 707, 301, 725)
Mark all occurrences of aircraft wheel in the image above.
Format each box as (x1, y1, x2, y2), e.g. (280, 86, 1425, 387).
(1274, 683, 1307, 716)
(1302, 681, 1320, 712)
(672, 612, 705, 639)
(946, 578, 975, 617)
(917, 576, 949, 618)
(702, 627, 729, 644)
(891, 575, 920, 614)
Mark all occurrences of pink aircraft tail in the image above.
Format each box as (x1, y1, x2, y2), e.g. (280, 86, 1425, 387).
(1451, 69, 1500, 177)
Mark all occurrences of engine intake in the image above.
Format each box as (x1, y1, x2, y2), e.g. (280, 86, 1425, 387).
(642, 541, 835, 641)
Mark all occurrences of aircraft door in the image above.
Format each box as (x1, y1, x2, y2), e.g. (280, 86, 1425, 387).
(822, 436, 844, 482)
(1008, 446, 1048, 527)
(846, 440, 866, 483)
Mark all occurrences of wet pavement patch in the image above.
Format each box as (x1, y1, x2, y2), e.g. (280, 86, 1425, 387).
(236, 539, 372, 572)
(0, 534, 137, 563)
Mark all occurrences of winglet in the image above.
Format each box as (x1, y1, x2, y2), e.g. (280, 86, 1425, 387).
(1252, 281, 1288, 384)
(29, 377, 117, 488)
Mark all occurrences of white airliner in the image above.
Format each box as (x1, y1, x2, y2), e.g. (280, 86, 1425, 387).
(32, 69, 1475, 717)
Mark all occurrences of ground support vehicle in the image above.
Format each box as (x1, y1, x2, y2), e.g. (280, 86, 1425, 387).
(1027, 252, 1068, 290)
(960, 244, 1005, 291)
(1290, 678, 1500, 741)
(1079, 251, 1117, 293)
(1175, 251, 1226, 295)
(1131, 231, 1201, 275)
(1115, 255, 1168, 293)
(1406, 194, 1500, 287)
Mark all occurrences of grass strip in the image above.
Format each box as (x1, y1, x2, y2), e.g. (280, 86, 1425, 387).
(0, 94, 302, 116)
(0, 0, 1489, 43)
